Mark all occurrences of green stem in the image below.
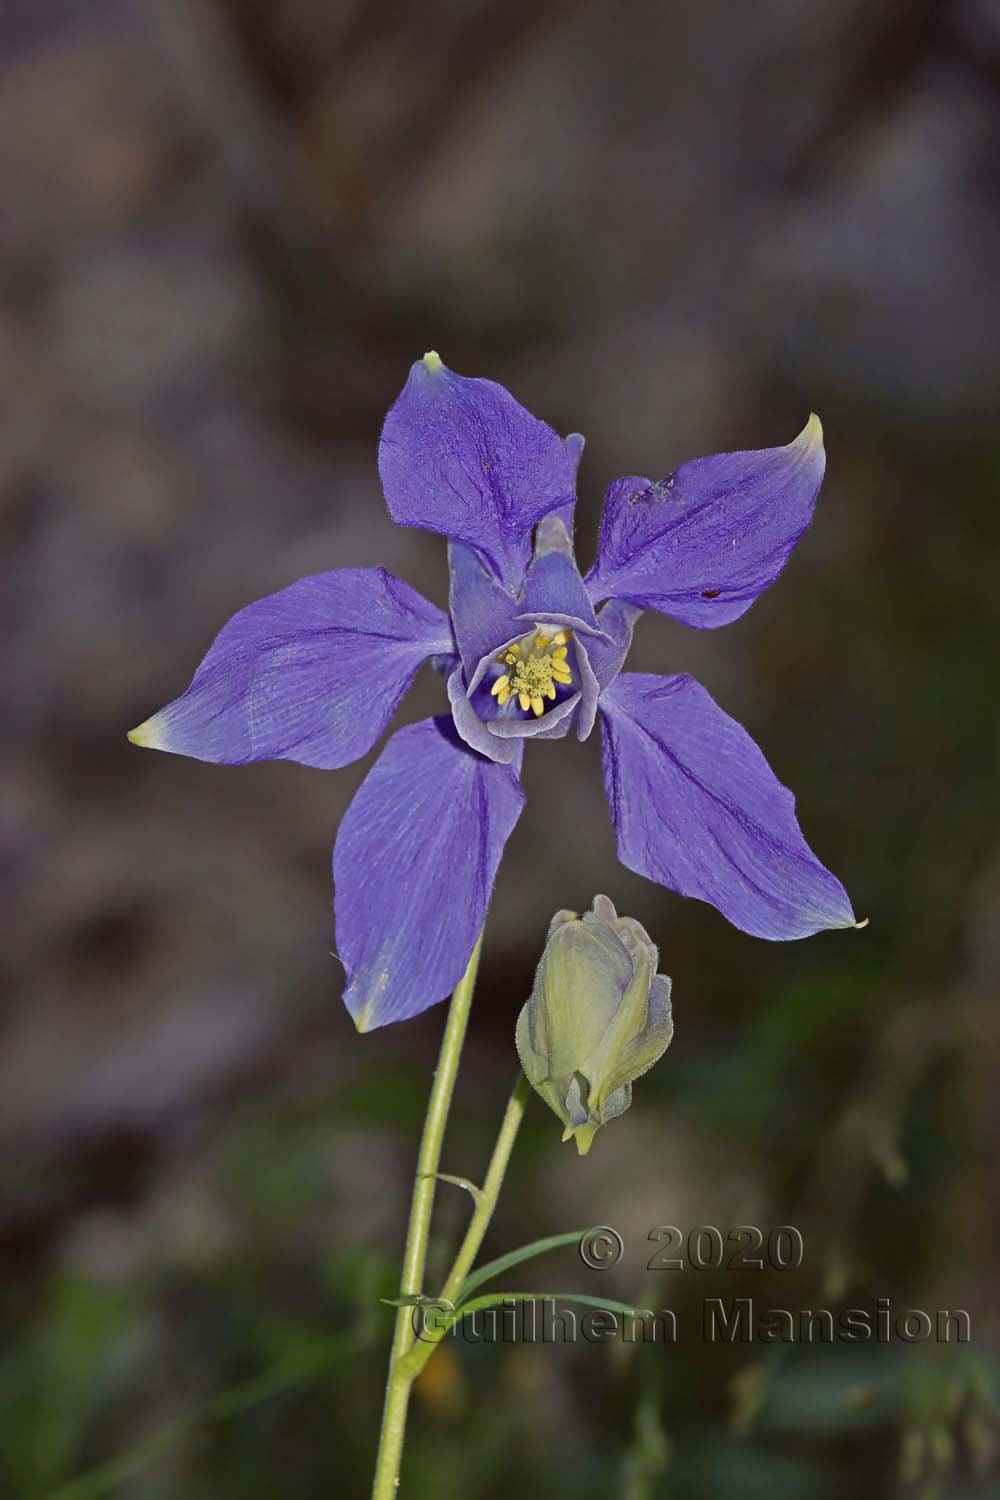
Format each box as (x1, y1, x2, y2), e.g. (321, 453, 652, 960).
(370, 934, 483, 1500)
(398, 1071, 530, 1381)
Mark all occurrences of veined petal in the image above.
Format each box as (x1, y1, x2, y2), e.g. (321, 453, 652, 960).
(378, 353, 578, 591)
(560, 431, 585, 524)
(447, 665, 519, 764)
(600, 673, 857, 940)
(573, 635, 601, 742)
(335, 718, 525, 1029)
(448, 540, 522, 678)
(127, 569, 452, 770)
(586, 416, 825, 628)
(584, 599, 643, 694)
(537, 434, 585, 539)
(565, 431, 586, 480)
(485, 691, 581, 738)
(518, 541, 598, 632)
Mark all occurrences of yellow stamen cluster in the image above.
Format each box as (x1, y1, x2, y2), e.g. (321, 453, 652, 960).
(490, 631, 572, 717)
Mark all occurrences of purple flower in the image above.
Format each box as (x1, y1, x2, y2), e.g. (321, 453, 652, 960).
(129, 353, 857, 1029)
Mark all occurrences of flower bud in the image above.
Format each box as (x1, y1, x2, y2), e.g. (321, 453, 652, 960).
(515, 895, 673, 1155)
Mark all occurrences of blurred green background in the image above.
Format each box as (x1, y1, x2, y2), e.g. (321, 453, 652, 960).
(3, 1, 999, 1496)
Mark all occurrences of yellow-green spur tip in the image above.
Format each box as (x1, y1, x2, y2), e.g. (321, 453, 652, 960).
(801, 412, 823, 444)
(126, 716, 162, 749)
(422, 350, 443, 373)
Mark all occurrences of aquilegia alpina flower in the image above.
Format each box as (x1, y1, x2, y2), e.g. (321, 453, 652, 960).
(517, 895, 673, 1156)
(129, 352, 857, 1029)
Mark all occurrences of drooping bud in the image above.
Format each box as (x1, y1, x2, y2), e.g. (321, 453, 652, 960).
(515, 895, 673, 1155)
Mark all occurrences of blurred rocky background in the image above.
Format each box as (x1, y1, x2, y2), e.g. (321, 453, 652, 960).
(3, 0, 1000, 1496)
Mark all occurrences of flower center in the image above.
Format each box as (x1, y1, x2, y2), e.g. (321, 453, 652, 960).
(490, 630, 573, 717)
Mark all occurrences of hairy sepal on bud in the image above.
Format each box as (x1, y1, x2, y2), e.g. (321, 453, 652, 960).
(515, 895, 673, 1155)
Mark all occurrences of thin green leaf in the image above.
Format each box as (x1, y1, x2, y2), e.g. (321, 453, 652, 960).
(463, 1291, 644, 1319)
(450, 1290, 646, 1327)
(397, 1291, 651, 1380)
(457, 1229, 587, 1305)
